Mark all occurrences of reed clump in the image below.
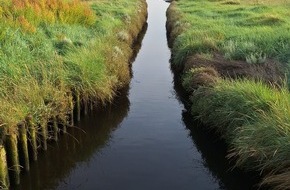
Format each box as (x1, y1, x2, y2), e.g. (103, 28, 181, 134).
(191, 80, 290, 189)
(182, 67, 220, 92)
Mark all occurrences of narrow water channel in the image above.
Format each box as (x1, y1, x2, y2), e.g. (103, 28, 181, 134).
(18, 0, 258, 189)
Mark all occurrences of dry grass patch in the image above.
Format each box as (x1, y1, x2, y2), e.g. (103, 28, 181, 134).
(184, 53, 284, 86)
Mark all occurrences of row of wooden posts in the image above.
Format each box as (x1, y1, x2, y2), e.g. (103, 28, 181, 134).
(0, 94, 86, 189)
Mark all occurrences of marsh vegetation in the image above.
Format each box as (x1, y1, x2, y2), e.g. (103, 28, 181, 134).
(167, 0, 290, 189)
(0, 0, 147, 188)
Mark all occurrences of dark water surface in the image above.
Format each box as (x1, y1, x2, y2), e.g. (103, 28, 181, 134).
(18, 0, 258, 189)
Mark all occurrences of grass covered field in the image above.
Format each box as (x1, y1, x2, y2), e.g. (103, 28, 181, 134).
(0, 0, 147, 131)
(167, 0, 290, 189)
(168, 0, 290, 67)
(0, 0, 147, 187)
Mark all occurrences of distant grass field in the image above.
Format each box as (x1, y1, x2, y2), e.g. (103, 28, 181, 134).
(168, 0, 290, 68)
(240, 0, 290, 5)
(167, 0, 290, 189)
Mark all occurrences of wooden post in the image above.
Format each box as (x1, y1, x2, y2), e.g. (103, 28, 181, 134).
(18, 122, 30, 172)
(77, 92, 81, 122)
(70, 99, 74, 126)
(40, 121, 48, 151)
(26, 116, 37, 161)
(0, 145, 9, 188)
(53, 116, 58, 141)
(5, 133, 20, 185)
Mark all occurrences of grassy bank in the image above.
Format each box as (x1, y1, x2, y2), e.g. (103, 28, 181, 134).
(0, 0, 147, 188)
(167, 0, 290, 189)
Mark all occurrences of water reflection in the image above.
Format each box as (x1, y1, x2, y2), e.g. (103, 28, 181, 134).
(17, 88, 130, 190)
(132, 23, 148, 63)
(172, 65, 261, 190)
(183, 111, 261, 190)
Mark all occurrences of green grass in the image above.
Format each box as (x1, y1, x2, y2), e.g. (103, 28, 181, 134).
(191, 80, 290, 189)
(167, 0, 290, 189)
(0, 0, 147, 135)
(168, 0, 290, 67)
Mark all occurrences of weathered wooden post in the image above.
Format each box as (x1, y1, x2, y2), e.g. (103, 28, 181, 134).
(40, 120, 48, 151)
(76, 92, 81, 122)
(26, 115, 37, 161)
(0, 145, 9, 188)
(5, 132, 20, 185)
(70, 99, 74, 126)
(18, 122, 30, 172)
(53, 116, 58, 141)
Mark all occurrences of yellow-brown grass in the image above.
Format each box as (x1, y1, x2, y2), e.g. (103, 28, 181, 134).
(0, 0, 96, 32)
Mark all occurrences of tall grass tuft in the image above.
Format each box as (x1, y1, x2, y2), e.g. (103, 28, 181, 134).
(191, 79, 290, 189)
(0, 0, 97, 31)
